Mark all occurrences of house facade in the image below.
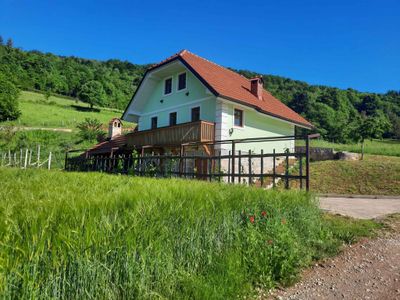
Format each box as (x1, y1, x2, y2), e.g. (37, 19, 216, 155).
(87, 50, 312, 158)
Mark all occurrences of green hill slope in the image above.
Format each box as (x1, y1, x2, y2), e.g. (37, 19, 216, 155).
(0, 44, 399, 142)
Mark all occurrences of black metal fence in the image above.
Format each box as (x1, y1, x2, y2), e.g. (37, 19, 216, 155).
(65, 134, 319, 191)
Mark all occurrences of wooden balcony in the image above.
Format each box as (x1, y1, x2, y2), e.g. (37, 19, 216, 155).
(126, 120, 215, 148)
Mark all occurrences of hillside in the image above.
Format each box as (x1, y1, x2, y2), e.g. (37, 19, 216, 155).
(0, 43, 399, 142)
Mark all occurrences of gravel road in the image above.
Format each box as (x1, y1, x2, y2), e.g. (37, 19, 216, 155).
(267, 215, 400, 300)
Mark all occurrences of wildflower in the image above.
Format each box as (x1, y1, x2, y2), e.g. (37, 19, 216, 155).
(249, 215, 255, 223)
(267, 239, 273, 245)
(261, 211, 267, 217)
(281, 218, 287, 225)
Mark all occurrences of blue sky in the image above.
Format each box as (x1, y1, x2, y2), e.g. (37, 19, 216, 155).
(1, 0, 399, 93)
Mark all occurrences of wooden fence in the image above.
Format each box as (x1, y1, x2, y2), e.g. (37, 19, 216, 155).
(65, 135, 319, 190)
(1, 145, 52, 169)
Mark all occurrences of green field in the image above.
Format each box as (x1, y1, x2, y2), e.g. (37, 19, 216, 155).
(0, 169, 380, 299)
(301, 138, 400, 157)
(2, 91, 125, 129)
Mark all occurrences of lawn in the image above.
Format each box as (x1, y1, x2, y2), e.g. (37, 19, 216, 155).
(2, 91, 129, 129)
(309, 155, 400, 195)
(0, 169, 380, 299)
(298, 138, 400, 157)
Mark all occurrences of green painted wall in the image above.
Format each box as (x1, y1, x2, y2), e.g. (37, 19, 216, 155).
(138, 70, 216, 130)
(223, 103, 295, 153)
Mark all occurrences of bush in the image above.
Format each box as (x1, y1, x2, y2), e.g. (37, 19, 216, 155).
(0, 170, 380, 299)
(77, 117, 105, 141)
(0, 74, 20, 121)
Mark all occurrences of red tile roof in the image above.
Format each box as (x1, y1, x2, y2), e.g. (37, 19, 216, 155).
(148, 50, 313, 128)
(85, 133, 131, 155)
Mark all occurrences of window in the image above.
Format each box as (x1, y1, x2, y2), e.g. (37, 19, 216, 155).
(164, 77, 172, 95)
(151, 116, 158, 129)
(169, 112, 177, 126)
(178, 72, 186, 90)
(234, 109, 243, 127)
(191, 107, 200, 122)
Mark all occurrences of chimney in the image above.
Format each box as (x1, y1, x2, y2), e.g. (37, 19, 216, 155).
(108, 118, 122, 139)
(250, 76, 264, 100)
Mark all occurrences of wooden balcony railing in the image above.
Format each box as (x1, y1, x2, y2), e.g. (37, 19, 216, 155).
(126, 120, 215, 148)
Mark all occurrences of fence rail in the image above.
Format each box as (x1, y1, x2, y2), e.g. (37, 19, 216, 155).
(65, 134, 319, 190)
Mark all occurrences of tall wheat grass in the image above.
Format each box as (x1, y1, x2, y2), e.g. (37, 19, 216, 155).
(0, 169, 378, 299)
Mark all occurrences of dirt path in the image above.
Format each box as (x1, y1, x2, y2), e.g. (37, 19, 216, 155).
(0, 126, 73, 132)
(268, 216, 400, 300)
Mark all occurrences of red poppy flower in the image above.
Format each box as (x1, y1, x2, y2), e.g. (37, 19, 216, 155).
(261, 211, 267, 217)
(249, 216, 255, 223)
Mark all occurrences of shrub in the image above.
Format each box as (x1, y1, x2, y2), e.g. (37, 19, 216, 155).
(77, 117, 105, 141)
(0, 74, 20, 121)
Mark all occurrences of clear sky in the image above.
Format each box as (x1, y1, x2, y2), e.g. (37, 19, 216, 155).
(1, 0, 399, 93)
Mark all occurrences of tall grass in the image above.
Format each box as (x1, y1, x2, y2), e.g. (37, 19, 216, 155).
(0, 169, 379, 299)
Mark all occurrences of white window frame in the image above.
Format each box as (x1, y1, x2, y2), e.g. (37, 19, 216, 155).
(176, 72, 187, 92)
(233, 107, 245, 129)
(163, 76, 173, 96)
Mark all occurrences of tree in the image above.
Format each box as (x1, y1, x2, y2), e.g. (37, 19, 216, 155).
(353, 111, 391, 159)
(78, 80, 106, 109)
(0, 35, 3, 46)
(0, 74, 21, 121)
(77, 118, 104, 141)
(6, 38, 13, 48)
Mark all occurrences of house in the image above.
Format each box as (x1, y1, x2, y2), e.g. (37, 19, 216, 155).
(86, 50, 313, 162)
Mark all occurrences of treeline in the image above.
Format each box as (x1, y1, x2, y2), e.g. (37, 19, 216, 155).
(237, 69, 400, 142)
(0, 37, 399, 142)
(0, 38, 148, 110)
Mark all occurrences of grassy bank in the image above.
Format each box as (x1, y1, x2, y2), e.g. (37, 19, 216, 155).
(0, 130, 93, 169)
(298, 139, 400, 157)
(2, 91, 126, 129)
(0, 169, 379, 299)
(309, 155, 400, 195)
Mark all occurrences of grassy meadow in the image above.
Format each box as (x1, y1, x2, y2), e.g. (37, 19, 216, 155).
(0, 169, 380, 299)
(2, 91, 124, 129)
(298, 138, 400, 157)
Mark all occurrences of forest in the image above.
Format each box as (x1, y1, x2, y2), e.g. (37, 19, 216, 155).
(0, 37, 399, 143)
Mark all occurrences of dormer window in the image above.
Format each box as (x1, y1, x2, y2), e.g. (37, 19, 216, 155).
(164, 77, 172, 95)
(178, 72, 186, 90)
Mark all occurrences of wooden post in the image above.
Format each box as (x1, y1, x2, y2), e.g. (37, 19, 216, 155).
(285, 151, 289, 189)
(238, 150, 242, 183)
(24, 149, 28, 169)
(231, 141, 235, 183)
(218, 150, 221, 182)
(37, 145, 41, 168)
(248, 150, 252, 185)
(306, 135, 310, 191)
(272, 149, 276, 188)
(299, 154, 303, 189)
(48, 152, 52, 170)
(260, 149, 264, 187)
(228, 150, 231, 183)
(28, 149, 32, 166)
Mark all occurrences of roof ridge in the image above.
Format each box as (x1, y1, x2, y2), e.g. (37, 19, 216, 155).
(182, 50, 252, 82)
